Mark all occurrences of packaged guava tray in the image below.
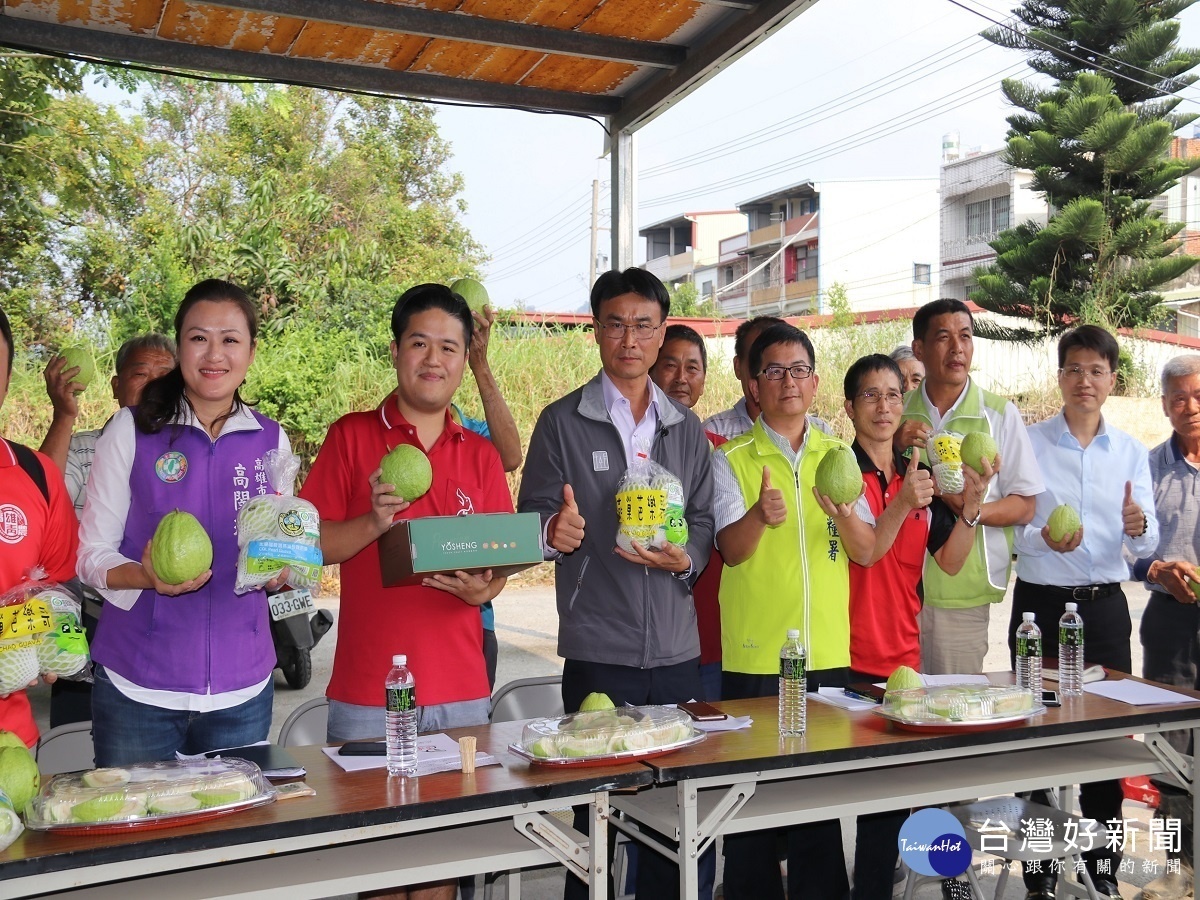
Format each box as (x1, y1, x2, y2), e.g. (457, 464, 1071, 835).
(25, 758, 275, 833)
(508, 705, 705, 766)
(875, 683, 1045, 733)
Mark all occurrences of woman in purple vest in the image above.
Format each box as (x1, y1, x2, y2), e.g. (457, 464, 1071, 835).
(78, 279, 290, 766)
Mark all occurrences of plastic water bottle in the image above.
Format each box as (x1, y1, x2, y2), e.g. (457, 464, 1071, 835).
(1058, 603, 1085, 697)
(778, 629, 806, 736)
(1015, 612, 1043, 696)
(385, 654, 418, 776)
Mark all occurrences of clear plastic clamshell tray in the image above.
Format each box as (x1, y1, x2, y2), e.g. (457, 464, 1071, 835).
(509, 705, 705, 766)
(26, 757, 275, 833)
(875, 684, 1045, 731)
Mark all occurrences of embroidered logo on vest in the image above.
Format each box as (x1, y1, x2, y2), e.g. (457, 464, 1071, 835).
(155, 451, 188, 483)
(0, 504, 29, 544)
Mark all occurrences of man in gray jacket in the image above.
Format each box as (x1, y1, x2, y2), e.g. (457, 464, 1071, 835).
(518, 267, 714, 900)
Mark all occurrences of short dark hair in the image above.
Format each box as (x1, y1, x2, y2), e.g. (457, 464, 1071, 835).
(115, 333, 177, 374)
(590, 268, 670, 320)
(0, 306, 12, 377)
(844, 354, 903, 401)
(391, 283, 473, 347)
(748, 323, 816, 378)
(1057, 323, 1119, 370)
(735, 315, 785, 361)
(658, 323, 707, 371)
(913, 298, 974, 342)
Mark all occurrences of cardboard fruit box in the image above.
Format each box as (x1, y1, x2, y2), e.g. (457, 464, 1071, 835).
(378, 512, 544, 587)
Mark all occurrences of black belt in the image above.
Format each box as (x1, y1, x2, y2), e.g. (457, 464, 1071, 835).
(1023, 580, 1122, 601)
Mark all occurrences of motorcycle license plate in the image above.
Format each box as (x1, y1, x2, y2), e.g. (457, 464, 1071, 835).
(270, 588, 314, 622)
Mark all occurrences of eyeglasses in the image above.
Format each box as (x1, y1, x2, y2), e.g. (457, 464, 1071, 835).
(759, 364, 815, 381)
(856, 389, 904, 406)
(597, 321, 661, 341)
(1059, 365, 1112, 382)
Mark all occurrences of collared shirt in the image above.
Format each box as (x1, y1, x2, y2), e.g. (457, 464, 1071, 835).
(1133, 435, 1200, 589)
(64, 428, 100, 517)
(920, 380, 967, 431)
(702, 396, 833, 442)
(1015, 410, 1158, 587)
(600, 371, 660, 467)
(712, 418, 808, 537)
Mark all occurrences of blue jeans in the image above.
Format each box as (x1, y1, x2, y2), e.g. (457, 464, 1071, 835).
(91, 664, 274, 767)
(326, 697, 490, 743)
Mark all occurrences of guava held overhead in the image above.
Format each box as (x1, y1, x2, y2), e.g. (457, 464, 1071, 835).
(449, 277, 489, 313)
(151, 510, 214, 585)
(379, 444, 433, 502)
(60, 345, 96, 392)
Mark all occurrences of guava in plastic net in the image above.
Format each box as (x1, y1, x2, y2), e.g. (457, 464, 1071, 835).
(235, 449, 323, 594)
(0, 572, 90, 693)
(929, 430, 964, 495)
(615, 438, 688, 553)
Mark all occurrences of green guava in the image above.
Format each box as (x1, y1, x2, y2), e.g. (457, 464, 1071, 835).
(71, 795, 126, 822)
(0, 744, 39, 810)
(960, 431, 998, 475)
(151, 510, 214, 585)
(814, 445, 862, 505)
(148, 794, 202, 815)
(379, 444, 433, 502)
(1189, 578, 1200, 600)
(0, 730, 27, 752)
(192, 788, 245, 809)
(1047, 504, 1081, 543)
(449, 277, 490, 312)
(60, 346, 96, 392)
(579, 692, 615, 712)
(885, 666, 923, 693)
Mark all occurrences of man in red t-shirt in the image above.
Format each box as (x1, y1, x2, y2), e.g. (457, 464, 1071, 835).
(300, 285, 510, 747)
(0, 307, 79, 747)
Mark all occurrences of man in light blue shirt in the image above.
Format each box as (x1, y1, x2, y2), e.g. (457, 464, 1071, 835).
(1011, 325, 1157, 900)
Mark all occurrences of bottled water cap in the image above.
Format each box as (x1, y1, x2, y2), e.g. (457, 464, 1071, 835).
(1022, 612, 1035, 622)
(786, 629, 800, 639)
(393, 654, 407, 665)
(1064, 602, 1078, 613)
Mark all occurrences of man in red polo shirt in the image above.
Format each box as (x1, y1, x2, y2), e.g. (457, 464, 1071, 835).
(301, 284, 510, 746)
(0, 307, 78, 747)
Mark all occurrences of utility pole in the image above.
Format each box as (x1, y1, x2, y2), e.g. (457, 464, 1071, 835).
(589, 179, 600, 288)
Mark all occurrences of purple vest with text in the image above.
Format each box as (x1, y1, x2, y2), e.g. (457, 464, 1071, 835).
(92, 411, 280, 694)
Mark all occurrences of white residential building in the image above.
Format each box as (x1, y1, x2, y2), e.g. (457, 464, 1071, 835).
(640, 211, 745, 287)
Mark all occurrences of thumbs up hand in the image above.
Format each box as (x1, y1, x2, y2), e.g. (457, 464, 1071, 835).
(898, 451, 934, 511)
(755, 467, 787, 527)
(549, 483, 586, 553)
(1122, 480, 1146, 538)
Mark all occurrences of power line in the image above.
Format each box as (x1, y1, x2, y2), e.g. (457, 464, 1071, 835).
(487, 185, 599, 256)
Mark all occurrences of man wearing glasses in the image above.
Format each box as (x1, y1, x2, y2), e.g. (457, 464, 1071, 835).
(518, 268, 714, 900)
(896, 298, 1042, 676)
(710, 322, 853, 900)
(1008, 325, 1156, 900)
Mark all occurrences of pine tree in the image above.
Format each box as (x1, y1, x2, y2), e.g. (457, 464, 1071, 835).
(971, 0, 1200, 339)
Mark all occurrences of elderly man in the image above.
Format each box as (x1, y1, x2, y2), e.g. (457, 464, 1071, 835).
(1134, 354, 1200, 900)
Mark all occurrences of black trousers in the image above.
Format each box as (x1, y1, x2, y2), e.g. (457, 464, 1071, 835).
(720, 667, 900, 900)
(1009, 579, 1132, 886)
(561, 656, 710, 900)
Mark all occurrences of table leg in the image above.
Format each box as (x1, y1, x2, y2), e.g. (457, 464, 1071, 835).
(590, 795, 609, 900)
(1192, 727, 1199, 898)
(678, 780, 699, 899)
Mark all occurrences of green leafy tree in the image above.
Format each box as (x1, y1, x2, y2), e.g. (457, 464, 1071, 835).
(667, 280, 721, 317)
(972, 0, 1200, 339)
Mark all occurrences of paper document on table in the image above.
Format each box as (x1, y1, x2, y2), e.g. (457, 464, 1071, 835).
(811, 688, 877, 711)
(322, 733, 500, 774)
(1084, 680, 1199, 706)
(692, 716, 752, 732)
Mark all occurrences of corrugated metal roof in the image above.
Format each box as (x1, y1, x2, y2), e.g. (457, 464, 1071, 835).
(0, 0, 822, 133)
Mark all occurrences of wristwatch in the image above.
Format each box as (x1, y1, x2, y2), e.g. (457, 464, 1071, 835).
(963, 507, 983, 528)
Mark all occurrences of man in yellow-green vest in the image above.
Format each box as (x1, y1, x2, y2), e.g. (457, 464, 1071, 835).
(711, 322, 853, 900)
(896, 298, 1042, 675)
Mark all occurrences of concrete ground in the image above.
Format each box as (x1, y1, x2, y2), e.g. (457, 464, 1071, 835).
(26, 578, 1184, 899)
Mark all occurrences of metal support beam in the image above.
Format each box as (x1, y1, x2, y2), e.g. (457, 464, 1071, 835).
(0, 15, 619, 117)
(612, 0, 820, 134)
(609, 128, 636, 272)
(204, 0, 686, 68)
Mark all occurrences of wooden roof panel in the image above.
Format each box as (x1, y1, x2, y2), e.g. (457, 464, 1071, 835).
(520, 55, 633, 94)
(8, 0, 165, 32)
(157, 1, 301, 54)
(289, 21, 408, 66)
(458, 0, 597, 31)
(579, 0, 699, 41)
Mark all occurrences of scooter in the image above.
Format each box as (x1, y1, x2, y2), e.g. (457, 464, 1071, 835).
(268, 586, 334, 690)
